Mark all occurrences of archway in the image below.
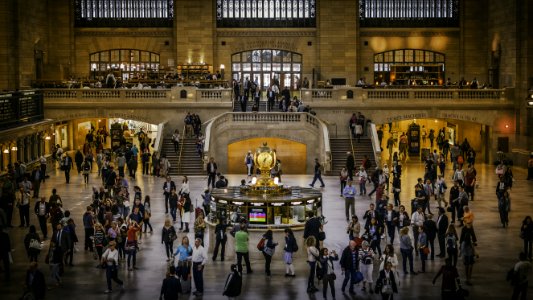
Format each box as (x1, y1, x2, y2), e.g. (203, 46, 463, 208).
(227, 137, 306, 174)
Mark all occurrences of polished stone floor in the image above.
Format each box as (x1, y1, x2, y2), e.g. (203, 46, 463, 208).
(1, 159, 532, 300)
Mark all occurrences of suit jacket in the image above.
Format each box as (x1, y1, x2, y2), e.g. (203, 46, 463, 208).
(52, 229, 71, 252)
(340, 246, 359, 270)
(160, 275, 181, 300)
(303, 217, 321, 239)
(423, 219, 438, 240)
(34, 201, 50, 216)
(436, 214, 449, 235)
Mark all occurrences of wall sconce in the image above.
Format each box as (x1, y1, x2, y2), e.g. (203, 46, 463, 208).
(11, 146, 18, 151)
(45, 135, 51, 140)
(3, 149, 9, 154)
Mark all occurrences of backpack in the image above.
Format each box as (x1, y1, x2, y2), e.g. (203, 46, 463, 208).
(257, 238, 266, 251)
(446, 234, 457, 249)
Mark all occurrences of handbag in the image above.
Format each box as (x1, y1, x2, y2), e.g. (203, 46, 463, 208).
(354, 271, 364, 284)
(329, 273, 336, 280)
(422, 246, 430, 256)
(264, 246, 275, 256)
(382, 283, 393, 294)
(29, 239, 42, 250)
(318, 231, 326, 241)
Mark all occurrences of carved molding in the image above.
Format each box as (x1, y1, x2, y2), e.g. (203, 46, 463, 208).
(75, 30, 172, 37)
(359, 30, 460, 37)
(217, 30, 316, 37)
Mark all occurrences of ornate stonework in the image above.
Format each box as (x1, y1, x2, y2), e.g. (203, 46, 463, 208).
(217, 30, 316, 37)
(75, 30, 172, 37)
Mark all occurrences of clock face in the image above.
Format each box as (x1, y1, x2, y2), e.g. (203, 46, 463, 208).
(256, 152, 274, 169)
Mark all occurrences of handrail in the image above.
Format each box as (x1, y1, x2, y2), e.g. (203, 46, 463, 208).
(368, 123, 382, 169)
(152, 121, 166, 153)
(177, 124, 186, 174)
(348, 125, 356, 164)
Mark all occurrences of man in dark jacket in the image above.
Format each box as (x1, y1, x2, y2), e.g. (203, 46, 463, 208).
(74, 150, 84, 174)
(424, 214, 438, 260)
(436, 207, 449, 258)
(34, 197, 50, 239)
(303, 212, 322, 249)
(346, 152, 355, 181)
(340, 240, 359, 295)
(160, 266, 181, 300)
(0, 230, 11, 281)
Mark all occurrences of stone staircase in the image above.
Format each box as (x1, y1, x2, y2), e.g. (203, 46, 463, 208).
(330, 137, 376, 175)
(233, 98, 278, 112)
(162, 138, 204, 176)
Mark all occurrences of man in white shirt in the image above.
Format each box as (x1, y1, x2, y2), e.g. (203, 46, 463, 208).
(191, 238, 208, 296)
(411, 206, 426, 255)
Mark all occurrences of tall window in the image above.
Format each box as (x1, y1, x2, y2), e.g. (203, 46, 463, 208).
(75, 0, 173, 27)
(90, 49, 160, 81)
(217, 0, 316, 28)
(360, 0, 459, 27)
(232, 50, 302, 90)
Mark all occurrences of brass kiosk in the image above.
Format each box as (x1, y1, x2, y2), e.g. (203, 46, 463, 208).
(206, 143, 323, 259)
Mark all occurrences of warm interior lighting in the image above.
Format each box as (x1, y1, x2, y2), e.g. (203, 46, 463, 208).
(11, 146, 17, 151)
(45, 135, 51, 140)
(3, 149, 9, 154)
(251, 177, 257, 185)
(505, 124, 509, 128)
(220, 64, 225, 69)
(274, 177, 279, 185)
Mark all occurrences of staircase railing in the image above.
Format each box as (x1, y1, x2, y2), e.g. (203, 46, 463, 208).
(177, 124, 186, 174)
(152, 121, 167, 154)
(348, 125, 356, 162)
(368, 123, 382, 169)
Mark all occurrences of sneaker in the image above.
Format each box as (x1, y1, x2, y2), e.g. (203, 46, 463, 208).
(104, 290, 112, 294)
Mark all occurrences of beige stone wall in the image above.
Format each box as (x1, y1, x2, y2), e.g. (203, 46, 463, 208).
(175, 0, 214, 68)
(317, 0, 358, 85)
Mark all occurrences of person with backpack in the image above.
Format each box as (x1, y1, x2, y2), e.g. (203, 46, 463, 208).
(81, 158, 91, 184)
(432, 258, 462, 300)
(284, 228, 298, 277)
(260, 229, 278, 277)
(222, 264, 242, 298)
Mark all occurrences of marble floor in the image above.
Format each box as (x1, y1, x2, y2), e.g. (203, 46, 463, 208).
(0, 159, 532, 300)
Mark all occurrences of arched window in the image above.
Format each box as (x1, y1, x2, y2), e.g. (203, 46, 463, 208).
(217, 0, 316, 28)
(90, 49, 160, 81)
(360, 0, 459, 27)
(373, 49, 445, 86)
(75, 0, 173, 27)
(232, 49, 302, 90)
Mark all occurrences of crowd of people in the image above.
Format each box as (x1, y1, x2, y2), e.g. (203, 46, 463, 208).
(0, 135, 532, 300)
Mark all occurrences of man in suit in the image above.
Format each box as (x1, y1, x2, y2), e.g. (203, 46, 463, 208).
(303, 212, 322, 249)
(266, 86, 276, 112)
(206, 157, 217, 189)
(52, 223, 71, 269)
(34, 197, 50, 239)
(436, 207, 449, 258)
(363, 203, 377, 229)
(384, 203, 399, 244)
(162, 176, 176, 214)
(424, 214, 438, 260)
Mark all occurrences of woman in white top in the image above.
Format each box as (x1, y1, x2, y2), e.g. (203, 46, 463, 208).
(357, 167, 368, 195)
(101, 241, 123, 293)
(180, 176, 190, 196)
(306, 236, 320, 293)
(379, 244, 399, 273)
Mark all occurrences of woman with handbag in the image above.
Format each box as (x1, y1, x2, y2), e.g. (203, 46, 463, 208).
(318, 247, 339, 300)
(101, 241, 123, 293)
(24, 225, 42, 262)
(174, 236, 193, 281)
(375, 261, 398, 300)
(395, 205, 410, 232)
(359, 240, 376, 293)
(194, 210, 206, 246)
(261, 230, 278, 277)
(379, 244, 399, 273)
(399, 227, 416, 275)
(445, 225, 459, 267)
(347, 215, 361, 241)
(418, 226, 428, 273)
(93, 223, 106, 267)
(142, 196, 153, 233)
(305, 236, 320, 293)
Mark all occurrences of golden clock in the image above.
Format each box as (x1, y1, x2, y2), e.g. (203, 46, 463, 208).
(254, 143, 276, 171)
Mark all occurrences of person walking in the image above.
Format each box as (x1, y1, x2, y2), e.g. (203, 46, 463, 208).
(343, 180, 356, 221)
(25, 262, 46, 300)
(340, 167, 349, 197)
(163, 176, 176, 214)
(126, 222, 140, 271)
(520, 216, 533, 260)
(62, 154, 73, 184)
(81, 159, 91, 184)
(375, 261, 399, 300)
(399, 227, 416, 275)
(206, 157, 218, 189)
(346, 152, 355, 181)
(172, 129, 180, 153)
(424, 214, 438, 261)
(306, 236, 320, 293)
(159, 266, 181, 300)
(284, 228, 298, 277)
(234, 224, 253, 274)
(433, 258, 462, 300)
(359, 240, 375, 294)
(340, 240, 360, 295)
(460, 223, 477, 285)
(82, 206, 95, 252)
(34, 197, 50, 239)
(162, 219, 177, 261)
(309, 158, 325, 188)
(261, 230, 278, 277)
(436, 208, 449, 258)
(24, 225, 42, 262)
(191, 238, 208, 296)
(101, 241, 124, 293)
(347, 215, 361, 241)
(510, 252, 532, 300)
(319, 247, 339, 300)
(417, 226, 428, 273)
(212, 218, 229, 261)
